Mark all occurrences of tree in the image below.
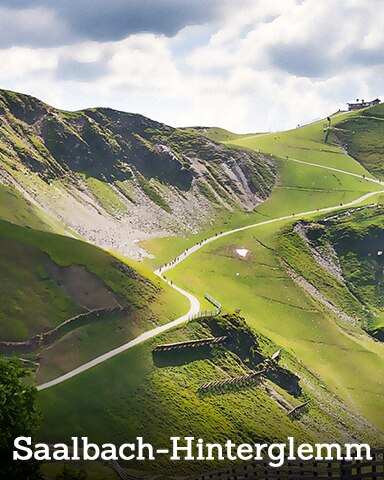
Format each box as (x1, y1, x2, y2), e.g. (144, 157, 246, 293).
(0, 358, 42, 479)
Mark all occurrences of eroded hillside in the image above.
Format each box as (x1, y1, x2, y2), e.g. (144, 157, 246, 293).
(0, 90, 276, 259)
(278, 205, 384, 336)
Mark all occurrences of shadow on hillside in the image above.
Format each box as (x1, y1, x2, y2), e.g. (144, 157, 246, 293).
(152, 345, 214, 367)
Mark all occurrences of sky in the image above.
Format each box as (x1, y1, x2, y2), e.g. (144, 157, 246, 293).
(0, 0, 383, 133)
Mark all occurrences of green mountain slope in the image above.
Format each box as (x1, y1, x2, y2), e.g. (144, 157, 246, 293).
(38, 313, 380, 476)
(1, 90, 383, 478)
(0, 89, 276, 259)
(36, 112, 384, 478)
(290, 205, 384, 333)
(0, 182, 73, 234)
(181, 126, 256, 142)
(159, 117, 384, 450)
(0, 219, 188, 382)
(332, 103, 384, 178)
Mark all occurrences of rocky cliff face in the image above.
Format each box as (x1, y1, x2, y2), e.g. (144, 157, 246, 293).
(0, 89, 276, 258)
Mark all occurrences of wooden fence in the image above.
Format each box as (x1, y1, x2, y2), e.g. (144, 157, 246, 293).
(153, 336, 228, 352)
(0, 306, 125, 354)
(204, 294, 222, 311)
(186, 293, 222, 322)
(198, 370, 265, 392)
(184, 450, 384, 479)
(188, 309, 220, 321)
(103, 450, 384, 480)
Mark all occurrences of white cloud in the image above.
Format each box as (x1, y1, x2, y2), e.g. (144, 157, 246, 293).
(0, 46, 58, 77)
(105, 35, 183, 93)
(0, 0, 383, 132)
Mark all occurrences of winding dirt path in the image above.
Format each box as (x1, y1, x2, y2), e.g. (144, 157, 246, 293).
(37, 282, 199, 391)
(286, 157, 384, 187)
(37, 161, 384, 391)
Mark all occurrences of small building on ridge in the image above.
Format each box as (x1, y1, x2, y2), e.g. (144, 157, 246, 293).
(347, 98, 381, 111)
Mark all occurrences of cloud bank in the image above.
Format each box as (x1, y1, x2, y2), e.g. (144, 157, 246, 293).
(0, 0, 382, 132)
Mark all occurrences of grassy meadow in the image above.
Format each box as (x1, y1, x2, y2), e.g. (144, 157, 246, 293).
(0, 218, 189, 383)
(35, 110, 384, 478)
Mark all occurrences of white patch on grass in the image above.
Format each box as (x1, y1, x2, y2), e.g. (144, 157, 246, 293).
(235, 248, 249, 258)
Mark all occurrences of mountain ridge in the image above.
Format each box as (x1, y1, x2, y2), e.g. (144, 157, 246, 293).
(0, 89, 276, 259)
